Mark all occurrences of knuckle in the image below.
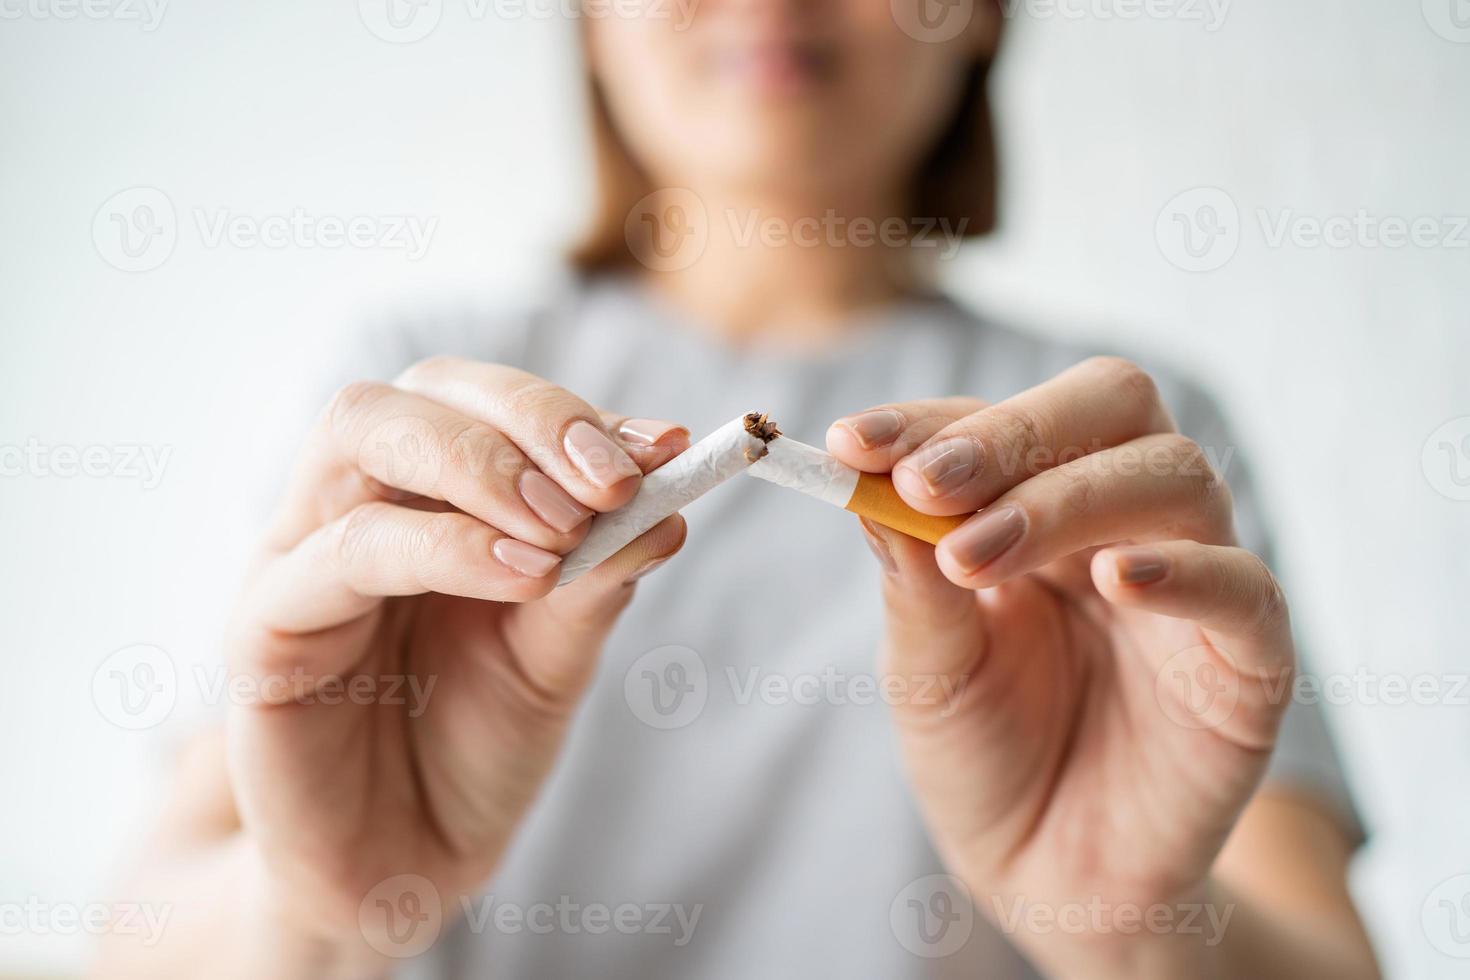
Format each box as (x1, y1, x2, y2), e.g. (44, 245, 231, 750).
(394, 355, 460, 389)
(1057, 466, 1099, 517)
(495, 372, 574, 422)
(408, 513, 464, 568)
(987, 403, 1052, 458)
(1221, 550, 1289, 635)
(335, 503, 389, 570)
(326, 381, 387, 434)
(1094, 356, 1161, 412)
(440, 420, 501, 482)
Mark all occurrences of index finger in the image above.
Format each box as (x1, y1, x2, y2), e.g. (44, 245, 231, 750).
(891, 357, 1177, 516)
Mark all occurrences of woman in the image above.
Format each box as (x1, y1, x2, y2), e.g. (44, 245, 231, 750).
(98, 0, 1381, 977)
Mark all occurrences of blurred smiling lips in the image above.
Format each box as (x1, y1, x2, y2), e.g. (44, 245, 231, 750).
(710, 40, 837, 94)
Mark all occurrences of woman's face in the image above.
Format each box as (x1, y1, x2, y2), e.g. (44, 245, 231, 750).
(585, 0, 998, 203)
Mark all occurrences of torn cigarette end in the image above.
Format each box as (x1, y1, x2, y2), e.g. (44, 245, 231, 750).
(557, 412, 773, 586)
(844, 472, 968, 545)
(741, 412, 781, 462)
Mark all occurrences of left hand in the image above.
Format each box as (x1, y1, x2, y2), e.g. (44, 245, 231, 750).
(827, 357, 1295, 979)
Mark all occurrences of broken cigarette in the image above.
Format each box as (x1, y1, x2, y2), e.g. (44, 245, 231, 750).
(557, 412, 780, 585)
(746, 435, 968, 545)
(557, 411, 966, 585)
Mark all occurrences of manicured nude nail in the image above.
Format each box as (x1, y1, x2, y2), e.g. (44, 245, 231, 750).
(493, 538, 563, 578)
(947, 505, 1025, 572)
(837, 410, 905, 450)
(564, 420, 642, 488)
(624, 554, 672, 584)
(518, 469, 592, 533)
(897, 437, 980, 499)
(617, 418, 689, 447)
(858, 517, 898, 575)
(1114, 547, 1169, 585)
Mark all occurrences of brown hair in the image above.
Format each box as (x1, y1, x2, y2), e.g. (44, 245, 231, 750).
(570, 57, 1000, 271)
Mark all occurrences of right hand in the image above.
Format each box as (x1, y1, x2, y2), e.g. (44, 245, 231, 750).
(224, 356, 689, 968)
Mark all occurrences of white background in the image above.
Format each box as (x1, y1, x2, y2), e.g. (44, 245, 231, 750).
(1, 0, 1467, 976)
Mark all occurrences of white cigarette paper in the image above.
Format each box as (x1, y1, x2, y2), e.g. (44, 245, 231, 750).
(747, 434, 969, 545)
(557, 414, 774, 585)
(744, 436, 859, 507)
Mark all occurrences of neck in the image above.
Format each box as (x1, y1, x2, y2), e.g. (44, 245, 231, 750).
(638, 187, 920, 348)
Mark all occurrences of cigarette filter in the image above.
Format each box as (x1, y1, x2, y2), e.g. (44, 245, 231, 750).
(557, 413, 779, 585)
(747, 436, 967, 545)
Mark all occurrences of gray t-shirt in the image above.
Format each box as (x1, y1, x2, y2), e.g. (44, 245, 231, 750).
(349, 273, 1354, 979)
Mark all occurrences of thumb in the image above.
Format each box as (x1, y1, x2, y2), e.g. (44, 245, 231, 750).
(860, 518, 987, 700)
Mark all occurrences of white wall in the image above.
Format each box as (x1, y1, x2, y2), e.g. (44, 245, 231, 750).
(1, 1, 1466, 976)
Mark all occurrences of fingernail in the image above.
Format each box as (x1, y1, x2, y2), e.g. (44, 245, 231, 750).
(624, 554, 672, 584)
(1114, 547, 1168, 585)
(837, 410, 905, 450)
(493, 538, 562, 578)
(565, 420, 642, 488)
(901, 437, 980, 498)
(518, 470, 592, 533)
(858, 517, 897, 575)
(947, 505, 1025, 572)
(617, 418, 689, 447)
